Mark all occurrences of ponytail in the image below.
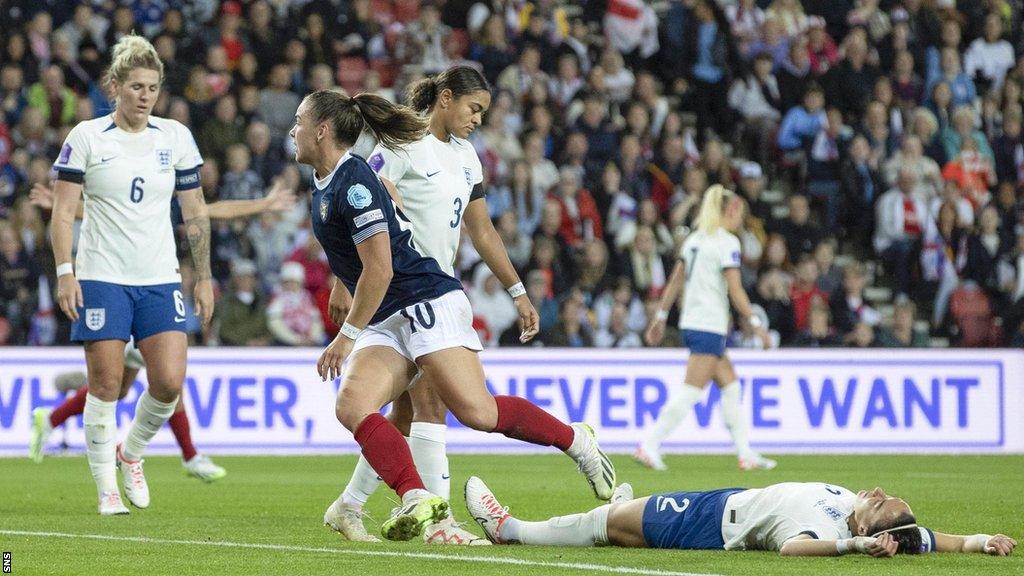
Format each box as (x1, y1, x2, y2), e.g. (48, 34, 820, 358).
(405, 65, 490, 113)
(695, 184, 736, 234)
(304, 90, 427, 152)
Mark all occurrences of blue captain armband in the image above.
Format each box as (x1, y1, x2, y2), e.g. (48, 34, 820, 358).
(175, 167, 201, 191)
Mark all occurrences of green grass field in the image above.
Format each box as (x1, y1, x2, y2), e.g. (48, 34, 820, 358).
(2, 454, 1021, 576)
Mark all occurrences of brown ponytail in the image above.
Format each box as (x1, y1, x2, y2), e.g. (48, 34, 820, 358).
(304, 90, 427, 152)
(404, 65, 490, 113)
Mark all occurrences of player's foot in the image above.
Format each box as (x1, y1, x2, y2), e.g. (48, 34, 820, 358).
(424, 514, 492, 545)
(324, 499, 380, 542)
(464, 476, 514, 544)
(633, 444, 667, 471)
(98, 490, 130, 516)
(29, 408, 53, 463)
(738, 452, 777, 471)
(566, 423, 615, 500)
(611, 482, 634, 504)
(380, 489, 448, 542)
(183, 454, 227, 482)
(116, 443, 150, 508)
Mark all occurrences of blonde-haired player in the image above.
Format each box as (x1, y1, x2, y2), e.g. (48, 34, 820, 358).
(50, 34, 213, 514)
(638, 185, 776, 472)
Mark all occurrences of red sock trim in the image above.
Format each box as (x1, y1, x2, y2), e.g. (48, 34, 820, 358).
(493, 395, 574, 451)
(49, 386, 89, 428)
(354, 413, 425, 498)
(169, 411, 198, 461)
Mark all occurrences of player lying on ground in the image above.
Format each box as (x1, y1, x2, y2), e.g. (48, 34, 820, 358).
(466, 477, 1016, 557)
(29, 174, 295, 481)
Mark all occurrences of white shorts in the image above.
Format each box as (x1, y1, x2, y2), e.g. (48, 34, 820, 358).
(352, 290, 483, 362)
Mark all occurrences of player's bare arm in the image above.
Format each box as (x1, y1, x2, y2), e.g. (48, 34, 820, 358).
(177, 186, 214, 326)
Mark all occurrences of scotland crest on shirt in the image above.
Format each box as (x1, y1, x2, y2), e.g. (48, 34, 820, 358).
(320, 197, 329, 221)
(463, 167, 473, 187)
(85, 308, 105, 331)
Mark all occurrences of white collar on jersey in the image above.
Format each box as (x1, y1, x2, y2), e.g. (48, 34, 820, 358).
(313, 152, 352, 191)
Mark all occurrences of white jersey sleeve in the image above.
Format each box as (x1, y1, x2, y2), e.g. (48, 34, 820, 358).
(54, 124, 92, 177)
(367, 145, 410, 185)
(720, 233, 741, 269)
(172, 121, 203, 172)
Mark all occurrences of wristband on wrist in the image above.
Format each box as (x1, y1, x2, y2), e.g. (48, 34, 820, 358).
(56, 262, 74, 277)
(748, 314, 764, 328)
(507, 282, 526, 298)
(836, 539, 850, 555)
(970, 534, 991, 551)
(340, 322, 362, 340)
(655, 309, 669, 322)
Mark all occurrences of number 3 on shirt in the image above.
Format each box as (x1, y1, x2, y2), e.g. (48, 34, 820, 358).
(400, 302, 436, 333)
(450, 197, 463, 228)
(130, 177, 145, 203)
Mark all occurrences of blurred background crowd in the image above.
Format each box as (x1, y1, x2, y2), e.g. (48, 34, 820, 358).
(1, 0, 1023, 349)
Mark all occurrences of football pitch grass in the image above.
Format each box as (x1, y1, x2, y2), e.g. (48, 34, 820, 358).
(3, 453, 1021, 576)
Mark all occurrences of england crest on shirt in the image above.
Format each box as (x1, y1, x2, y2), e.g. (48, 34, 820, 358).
(85, 308, 105, 331)
(157, 149, 172, 170)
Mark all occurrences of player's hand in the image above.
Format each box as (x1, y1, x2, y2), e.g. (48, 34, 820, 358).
(863, 534, 896, 558)
(984, 535, 1017, 556)
(30, 182, 55, 210)
(264, 178, 297, 213)
(514, 295, 539, 343)
(318, 334, 354, 381)
(755, 327, 771, 350)
(328, 281, 352, 326)
(644, 319, 665, 347)
(56, 273, 83, 321)
(193, 278, 214, 327)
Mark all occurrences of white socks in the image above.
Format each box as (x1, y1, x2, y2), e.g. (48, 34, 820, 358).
(84, 393, 118, 495)
(122, 391, 177, 462)
(719, 381, 752, 456)
(408, 422, 450, 501)
(342, 422, 450, 506)
(503, 504, 611, 546)
(643, 384, 706, 451)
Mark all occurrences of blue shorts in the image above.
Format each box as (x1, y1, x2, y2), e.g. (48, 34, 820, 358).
(71, 281, 186, 343)
(682, 329, 727, 357)
(642, 488, 744, 550)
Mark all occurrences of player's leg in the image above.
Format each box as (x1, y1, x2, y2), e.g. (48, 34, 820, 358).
(174, 395, 227, 482)
(466, 476, 648, 547)
(715, 356, 776, 470)
(334, 346, 447, 541)
(636, 335, 718, 470)
(30, 372, 89, 462)
(417, 346, 615, 501)
(338, 391, 412, 515)
(83, 339, 130, 515)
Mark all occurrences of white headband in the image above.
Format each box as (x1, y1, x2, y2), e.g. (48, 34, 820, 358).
(872, 523, 918, 537)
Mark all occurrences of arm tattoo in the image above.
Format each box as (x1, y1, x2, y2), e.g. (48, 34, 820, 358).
(182, 190, 212, 280)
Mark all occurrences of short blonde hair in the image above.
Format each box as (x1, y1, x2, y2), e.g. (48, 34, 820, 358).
(103, 34, 164, 88)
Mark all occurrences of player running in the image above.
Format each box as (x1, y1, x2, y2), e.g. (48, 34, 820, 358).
(29, 180, 296, 481)
(50, 34, 213, 515)
(292, 89, 614, 542)
(467, 476, 1017, 557)
(639, 185, 775, 472)
(327, 66, 539, 545)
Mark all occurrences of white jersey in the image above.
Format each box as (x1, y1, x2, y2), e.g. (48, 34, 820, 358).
(54, 114, 203, 285)
(678, 228, 741, 334)
(366, 133, 483, 276)
(721, 483, 856, 551)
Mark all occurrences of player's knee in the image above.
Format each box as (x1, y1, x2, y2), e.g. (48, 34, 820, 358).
(450, 401, 497, 431)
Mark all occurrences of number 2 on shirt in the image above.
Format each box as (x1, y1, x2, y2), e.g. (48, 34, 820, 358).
(450, 197, 463, 228)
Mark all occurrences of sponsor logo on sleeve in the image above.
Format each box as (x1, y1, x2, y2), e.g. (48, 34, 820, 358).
(347, 183, 373, 209)
(353, 209, 384, 228)
(57, 144, 73, 165)
(367, 152, 384, 172)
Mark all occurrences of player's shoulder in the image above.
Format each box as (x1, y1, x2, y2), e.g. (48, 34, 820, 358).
(450, 135, 481, 160)
(69, 115, 113, 138)
(335, 155, 383, 196)
(148, 116, 191, 138)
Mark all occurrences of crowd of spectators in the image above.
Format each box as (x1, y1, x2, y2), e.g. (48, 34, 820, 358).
(1, 0, 1023, 349)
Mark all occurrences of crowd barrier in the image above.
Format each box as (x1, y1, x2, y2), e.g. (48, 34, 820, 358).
(1, 348, 1021, 455)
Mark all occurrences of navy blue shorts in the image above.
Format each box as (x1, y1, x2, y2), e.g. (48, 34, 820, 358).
(682, 329, 727, 357)
(642, 488, 744, 550)
(71, 280, 186, 343)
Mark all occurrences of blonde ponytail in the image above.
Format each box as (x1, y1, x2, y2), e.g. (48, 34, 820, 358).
(103, 33, 164, 89)
(695, 184, 734, 234)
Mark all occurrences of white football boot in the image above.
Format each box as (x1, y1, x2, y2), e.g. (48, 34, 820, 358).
(98, 490, 130, 516)
(566, 423, 616, 500)
(324, 499, 381, 542)
(183, 454, 227, 482)
(29, 407, 53, 463)
(464, 476, 514, 544)
(116, 443, 150, 508)
(738, 452, 777, 471)
(423, 514, 492, 545)
(633, 443, 668, 471)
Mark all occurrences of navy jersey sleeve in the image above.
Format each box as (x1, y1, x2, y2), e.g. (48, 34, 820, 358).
(336, 167, 390, 245)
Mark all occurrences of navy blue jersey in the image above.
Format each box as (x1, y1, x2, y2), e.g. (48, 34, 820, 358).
(310, 152, 462, 324)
